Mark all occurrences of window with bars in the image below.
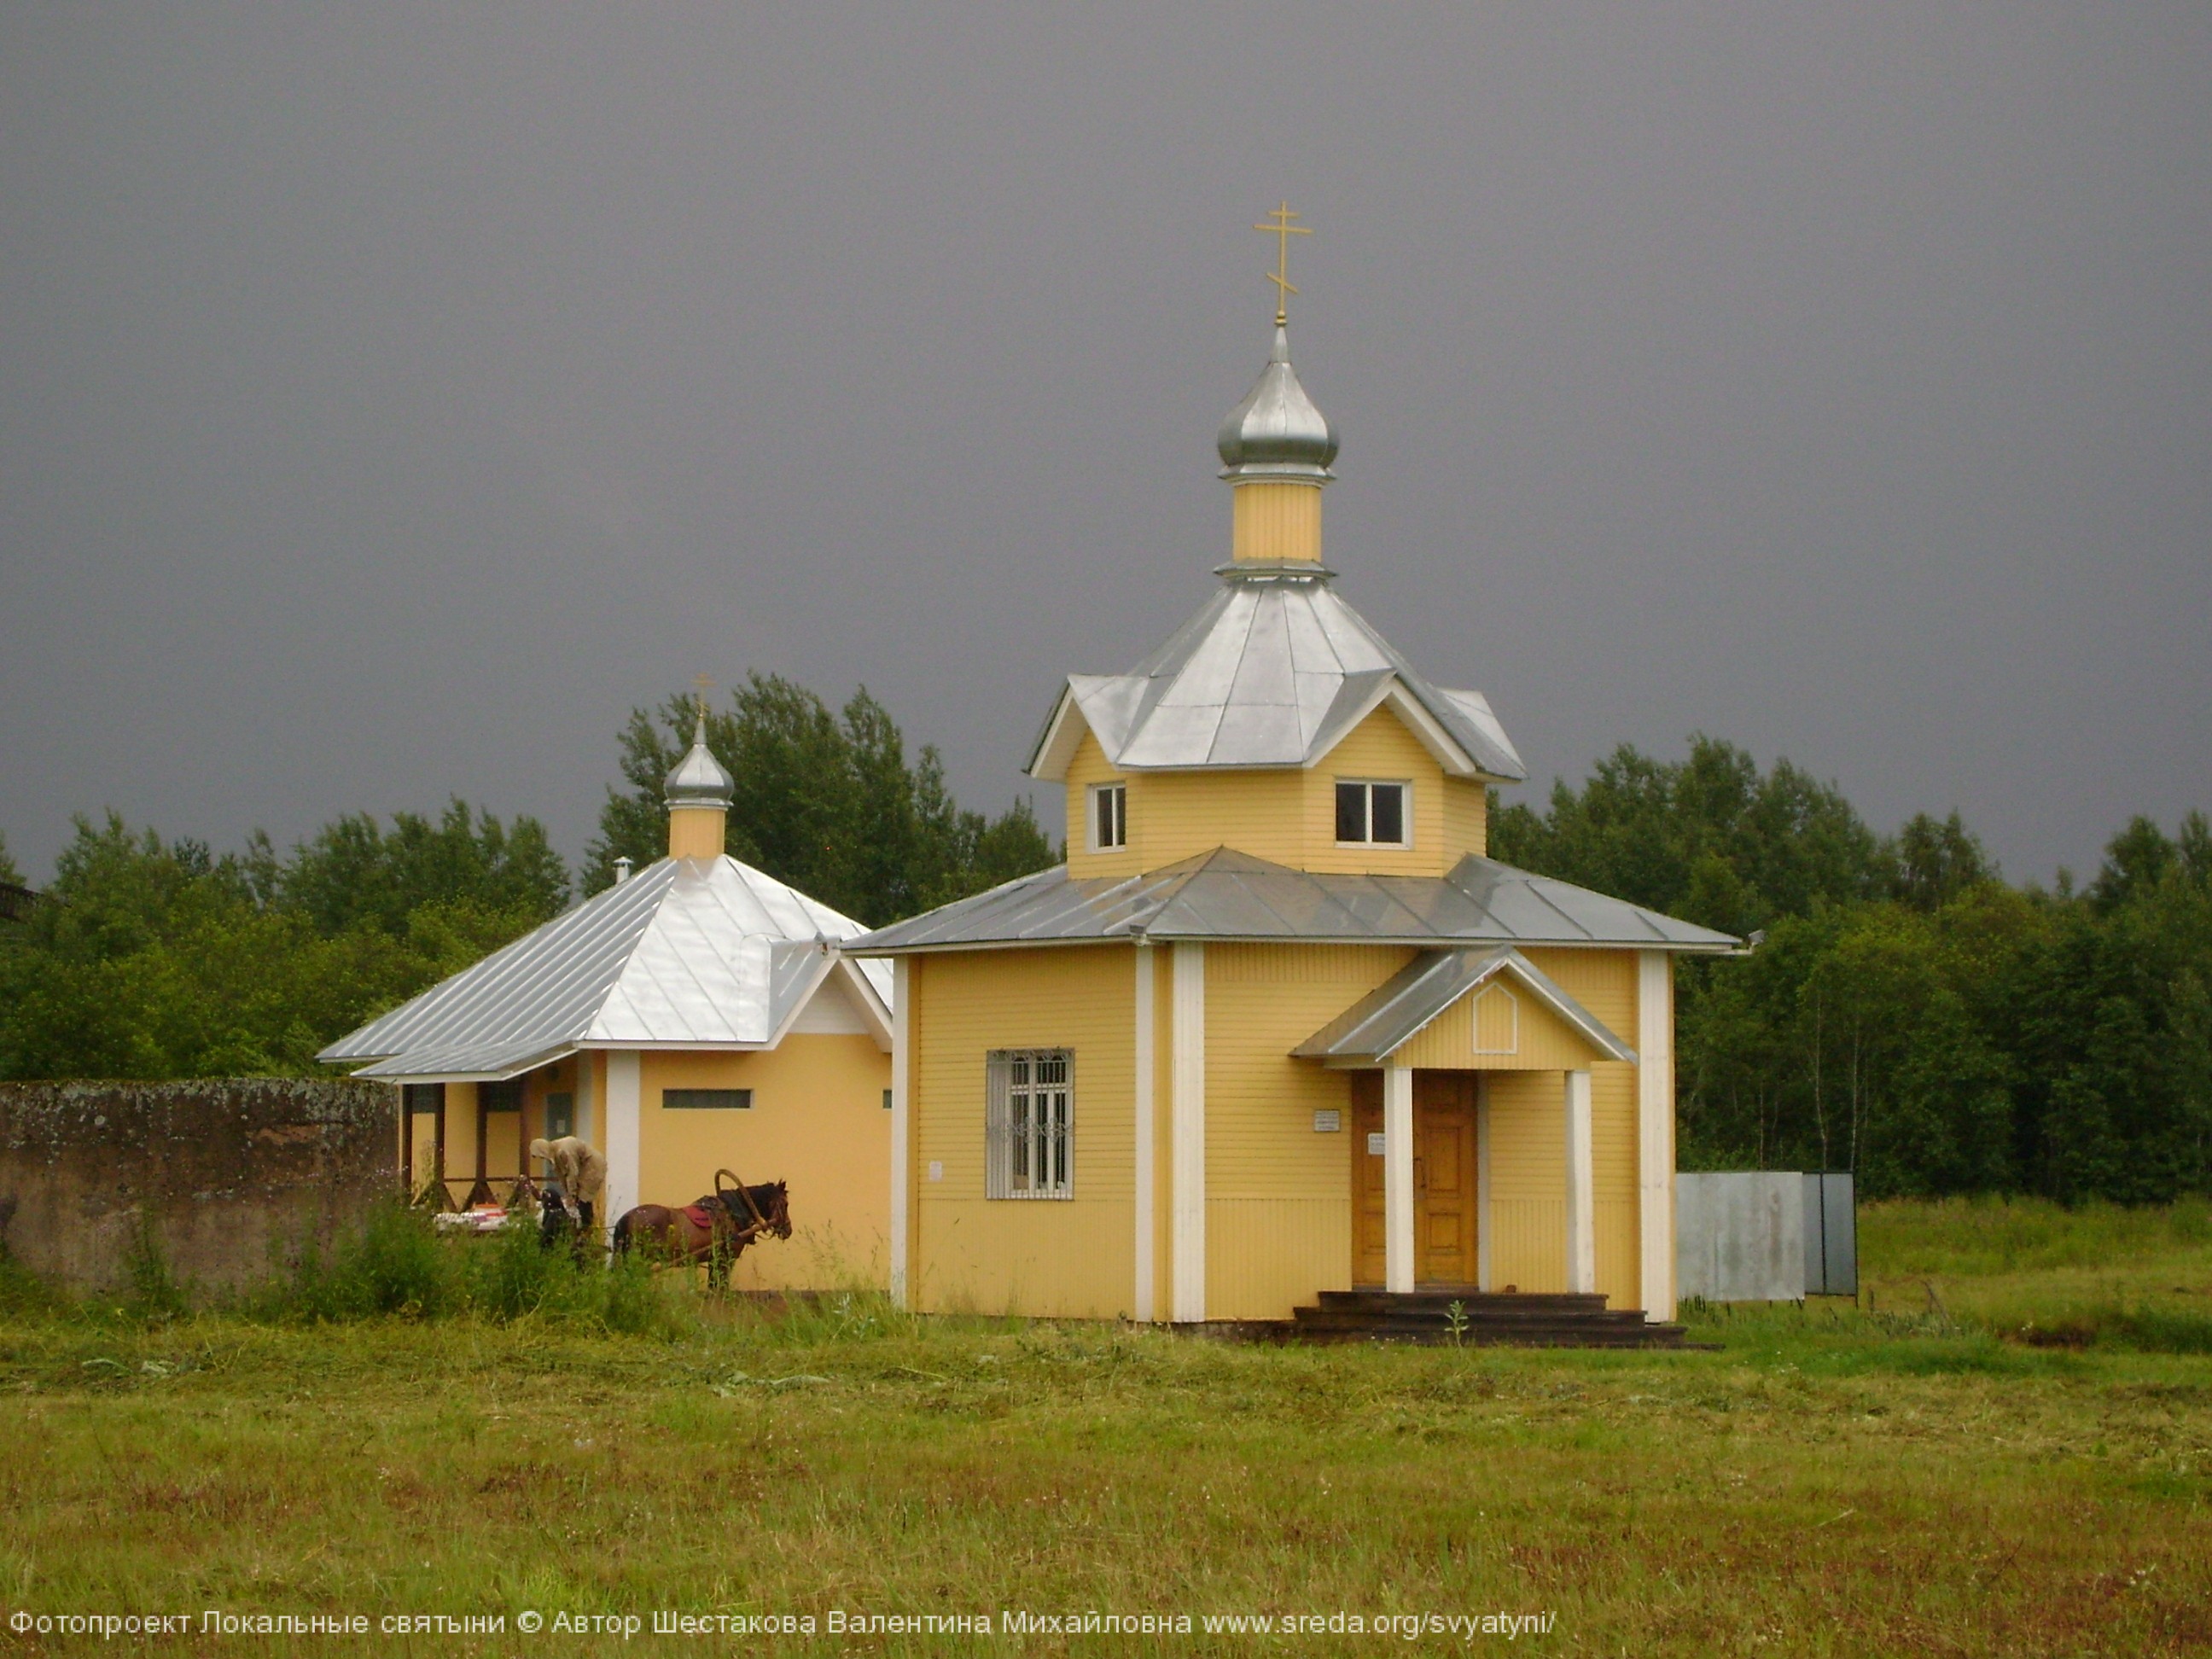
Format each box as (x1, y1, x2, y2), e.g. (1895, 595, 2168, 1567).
(1088, 782, 1127, 851)
(986, 1050, 1073, 1199)
(1335, 779, 1410, 846)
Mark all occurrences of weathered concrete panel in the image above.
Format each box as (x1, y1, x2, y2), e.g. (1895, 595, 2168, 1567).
(1675, 1173, 1803, 1303)
(0, 1080, 398, 1297)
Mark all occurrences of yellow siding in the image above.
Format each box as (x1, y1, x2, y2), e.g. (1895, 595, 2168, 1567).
(1393, 981, 1615, 1072)
(1139, 765, 1308, 871)
(1484, 1070, 1565, 1292)
(911, 946, 1135, 1318)
(1522, 949, 1644, 1311)
(637, 1039, 890, 1291)
(1203, 943, 1413, 1318)
(1441, 777, 1487, 859)
(1298, 707, 1449, 876)
(444, 1083, 480, 1185)
(1068, 706, 1491, 881)
(1230, 480, 1323, 565)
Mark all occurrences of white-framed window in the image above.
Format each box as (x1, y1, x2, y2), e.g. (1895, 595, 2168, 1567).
(1336, 779, 1411, 846)
(986, 1049, 1073, 1199)
(1088, 781, 1127, 851)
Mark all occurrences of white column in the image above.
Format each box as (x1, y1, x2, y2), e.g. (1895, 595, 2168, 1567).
(1564, 1068, 1596, 1295)
(1170, 942, 1206, 1324)
(574, 1051, 597, 1150)
(1132, 940, 1155, 1324)
(1637, 950, 1675, 1321)
(889, 957, 911, 1308)
(1475, 1073, 1493, 1293)
(1383, 1065, 1415, 1295)
(604, 1051, 642, 1228)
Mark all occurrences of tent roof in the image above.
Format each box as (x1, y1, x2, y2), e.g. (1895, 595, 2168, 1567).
(320, 855, 893, 1080)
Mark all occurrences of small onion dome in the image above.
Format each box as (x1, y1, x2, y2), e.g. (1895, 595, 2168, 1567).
(1217, 325, 1339, 480)
(664, 710, 734, 808)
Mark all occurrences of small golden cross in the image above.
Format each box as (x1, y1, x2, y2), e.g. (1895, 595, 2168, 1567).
(1254, 202, 1312, 326)
(692, 672, 715, 721)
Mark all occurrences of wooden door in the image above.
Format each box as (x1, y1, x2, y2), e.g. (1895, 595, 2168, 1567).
(1415, 1072, 1478, 1285)
(1349, 1071, 1480, 1287)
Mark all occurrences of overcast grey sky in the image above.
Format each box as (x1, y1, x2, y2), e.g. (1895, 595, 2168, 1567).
(3, 3, 2207, 889)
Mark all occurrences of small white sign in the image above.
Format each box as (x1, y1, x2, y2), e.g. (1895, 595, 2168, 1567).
(1366, 1132, 1388, 1156)
(1313, 1109, 1341, 1133)
(927, 1161, 944, 1182)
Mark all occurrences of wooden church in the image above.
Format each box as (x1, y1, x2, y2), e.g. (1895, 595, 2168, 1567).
(321, 713, 895, 1291)
(853, 265, 1734, 1329)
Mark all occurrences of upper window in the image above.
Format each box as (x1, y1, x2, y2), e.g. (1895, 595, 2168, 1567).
(1336, 780, 1410, 846)
(1089, 782, 1128, 851)
(987, 1050, 1073, 1199)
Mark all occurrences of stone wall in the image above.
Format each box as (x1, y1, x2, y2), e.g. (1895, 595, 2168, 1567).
(0, 1079, 398, 1297)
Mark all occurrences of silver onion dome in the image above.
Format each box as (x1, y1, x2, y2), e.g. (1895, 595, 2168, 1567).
(1217, 325, 1338, 480)
(664, 710, 735, 808)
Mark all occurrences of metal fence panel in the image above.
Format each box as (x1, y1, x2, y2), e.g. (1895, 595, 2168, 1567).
(1802, 1172, 1858, 1295)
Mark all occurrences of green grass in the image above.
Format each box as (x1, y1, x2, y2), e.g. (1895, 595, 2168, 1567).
(0, 1203, 2208, 1656)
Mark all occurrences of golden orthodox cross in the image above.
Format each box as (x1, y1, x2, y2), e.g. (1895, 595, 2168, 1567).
(692, 672, 715, 722)
(1254, 203, 1311, 326)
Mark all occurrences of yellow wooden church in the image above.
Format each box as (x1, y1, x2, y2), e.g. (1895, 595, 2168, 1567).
(853, 288, 1734, 1329)
(321, 716, 895, 1291)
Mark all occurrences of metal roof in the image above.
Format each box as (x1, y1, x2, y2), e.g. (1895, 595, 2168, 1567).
(847, 847, 1738, 955)
(1027, 566, 1525, 783)
(320, 855, 894, 1082)
(1292, 946, 1636, 1068)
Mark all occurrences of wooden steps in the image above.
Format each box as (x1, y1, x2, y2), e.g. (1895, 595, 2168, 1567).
(1289, 1286, 1693, 1348)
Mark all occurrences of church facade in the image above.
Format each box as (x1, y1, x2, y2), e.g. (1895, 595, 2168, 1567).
(853, 315, 1733, 1324)
(321, 716, 895, 1292)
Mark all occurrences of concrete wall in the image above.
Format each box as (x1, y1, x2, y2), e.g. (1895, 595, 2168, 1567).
(1675, 1172, 1805, 1303)
(0, 1079, 398, 1297)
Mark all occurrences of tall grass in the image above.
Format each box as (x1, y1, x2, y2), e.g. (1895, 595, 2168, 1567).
(243, 1201, 696, 1336)
(1861, 1194, 2212, 1276)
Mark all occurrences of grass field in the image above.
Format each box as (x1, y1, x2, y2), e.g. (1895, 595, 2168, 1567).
(2, 1199, 2209, 1656)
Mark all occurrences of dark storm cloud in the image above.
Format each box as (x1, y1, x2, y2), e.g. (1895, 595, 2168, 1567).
(3, 3, 2207, 885)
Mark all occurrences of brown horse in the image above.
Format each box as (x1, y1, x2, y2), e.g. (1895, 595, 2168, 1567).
(610, 1177, 791, 1289)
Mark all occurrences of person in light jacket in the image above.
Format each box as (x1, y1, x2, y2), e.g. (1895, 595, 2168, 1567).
(528, 1135, 607, 1231)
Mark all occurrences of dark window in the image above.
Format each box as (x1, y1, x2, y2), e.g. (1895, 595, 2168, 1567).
(1370, 783, 1406, 844)
(662, 1088, 753, 1110)
(1336, 781, 1365, 841)
(403, 1083, 445, 1116)
(1335, 780, 1411, 845)
(480, 1080, 523, 1113)
(1091, 783, 1127, 850)
(883, 1089, 894, 1111)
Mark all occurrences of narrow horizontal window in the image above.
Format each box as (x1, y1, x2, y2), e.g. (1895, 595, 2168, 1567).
(661, 1088, 753, 1110)
(1335, 780, 1411, 846)
(479, 1080, 523, 1113)
(1089, 782, 1127, 851)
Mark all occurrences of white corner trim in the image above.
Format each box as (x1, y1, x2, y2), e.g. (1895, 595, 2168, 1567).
(1170, 942, 1206, 1324)
(1564, 1068, 1596, 1295)
(604, 1051, 642, 1231)
(1637, 951, 1675, 1321)
(1133, 942, 1156, 1324)
(889, 958, 911, 1308)
(1383, 1065, 1415, 1295)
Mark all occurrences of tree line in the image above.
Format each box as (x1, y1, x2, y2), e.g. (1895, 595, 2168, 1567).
(4, 696, 2206, 1207)
(1492, 738, 2212, 1202)
(0, 676, 1053, 1080)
